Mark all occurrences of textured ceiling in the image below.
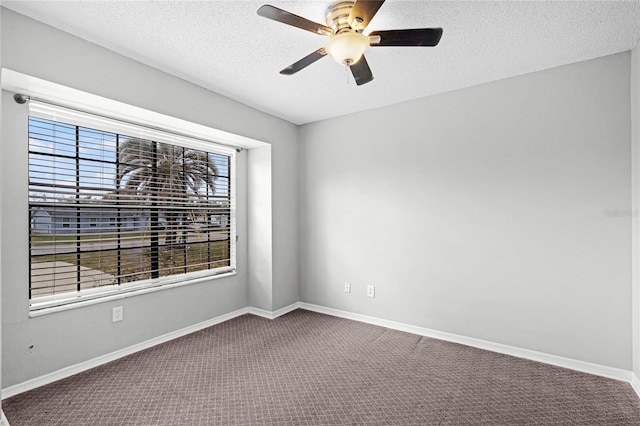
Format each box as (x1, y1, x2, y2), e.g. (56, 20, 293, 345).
(3, 0, 640, 125)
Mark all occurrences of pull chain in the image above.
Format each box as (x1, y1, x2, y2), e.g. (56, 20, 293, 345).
(344, 63, 350, 84)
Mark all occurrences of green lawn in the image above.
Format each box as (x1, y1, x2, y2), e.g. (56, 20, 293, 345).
(32, 240, 230, 284)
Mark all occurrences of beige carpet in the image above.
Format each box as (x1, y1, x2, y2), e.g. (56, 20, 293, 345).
(3, 309, 640, 425)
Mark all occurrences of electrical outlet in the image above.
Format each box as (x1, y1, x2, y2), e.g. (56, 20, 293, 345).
(367, 285, 375, 298)
(112, 306, 123, 322)
(344, 282, 351, 293)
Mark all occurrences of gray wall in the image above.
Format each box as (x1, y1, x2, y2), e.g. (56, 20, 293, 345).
(632, 43, 640, 381)
(299, 52, 633, 370)
(1, 8, 298, 387)
(248, 146, 273, 311)
(0, 4, 4, 418)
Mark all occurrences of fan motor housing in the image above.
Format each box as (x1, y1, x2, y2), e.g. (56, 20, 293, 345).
(326, 1, 356, 33)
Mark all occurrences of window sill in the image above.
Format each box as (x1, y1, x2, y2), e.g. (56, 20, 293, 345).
(29, 270, 237, 318)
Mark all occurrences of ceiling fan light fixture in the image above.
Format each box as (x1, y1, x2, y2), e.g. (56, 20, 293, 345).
(325, 31, 369, 65)
(257, 1, 443, 86)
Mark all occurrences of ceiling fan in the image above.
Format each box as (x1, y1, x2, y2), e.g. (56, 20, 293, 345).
(257, 0, 443, 86)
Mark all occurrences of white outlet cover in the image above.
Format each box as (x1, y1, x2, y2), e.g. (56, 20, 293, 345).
(344, 282, 351, 293)
(367, 285, 375, 298)
(112, 306, 123, 322)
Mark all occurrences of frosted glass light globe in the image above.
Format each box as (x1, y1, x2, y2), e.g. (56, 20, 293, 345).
(325, 31, 369, 66)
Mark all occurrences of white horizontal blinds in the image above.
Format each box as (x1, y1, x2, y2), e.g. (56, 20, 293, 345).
(29, 103, 235, 300)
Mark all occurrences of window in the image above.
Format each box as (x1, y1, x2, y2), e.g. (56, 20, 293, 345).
(28, 102, 236, 310)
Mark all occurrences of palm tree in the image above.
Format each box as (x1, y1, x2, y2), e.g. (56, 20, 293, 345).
(116, 138, 218, 245)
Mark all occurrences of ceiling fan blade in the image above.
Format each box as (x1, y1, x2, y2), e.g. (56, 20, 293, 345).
(350, 55, 374, 86)
(258, 5, 332, 36)
(280, 48, 327, 75)
(369, 28, 443, 47)
(349, 0, 385, 30)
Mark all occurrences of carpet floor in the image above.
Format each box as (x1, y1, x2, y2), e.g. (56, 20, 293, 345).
(3, 309, 640, 425)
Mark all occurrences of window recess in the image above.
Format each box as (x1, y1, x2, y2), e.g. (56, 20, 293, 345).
(28, 100, 236, 311)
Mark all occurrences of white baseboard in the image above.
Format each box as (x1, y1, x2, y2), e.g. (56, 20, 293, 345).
(1, 409, 10, 426)
(631, 373, 640, 399)
(248, 302, 300, 320)
(298, 302, 634, 385)
(2, 307, 250, 399)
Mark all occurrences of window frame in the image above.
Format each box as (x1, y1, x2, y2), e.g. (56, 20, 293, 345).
(27, 101, 238, 315)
